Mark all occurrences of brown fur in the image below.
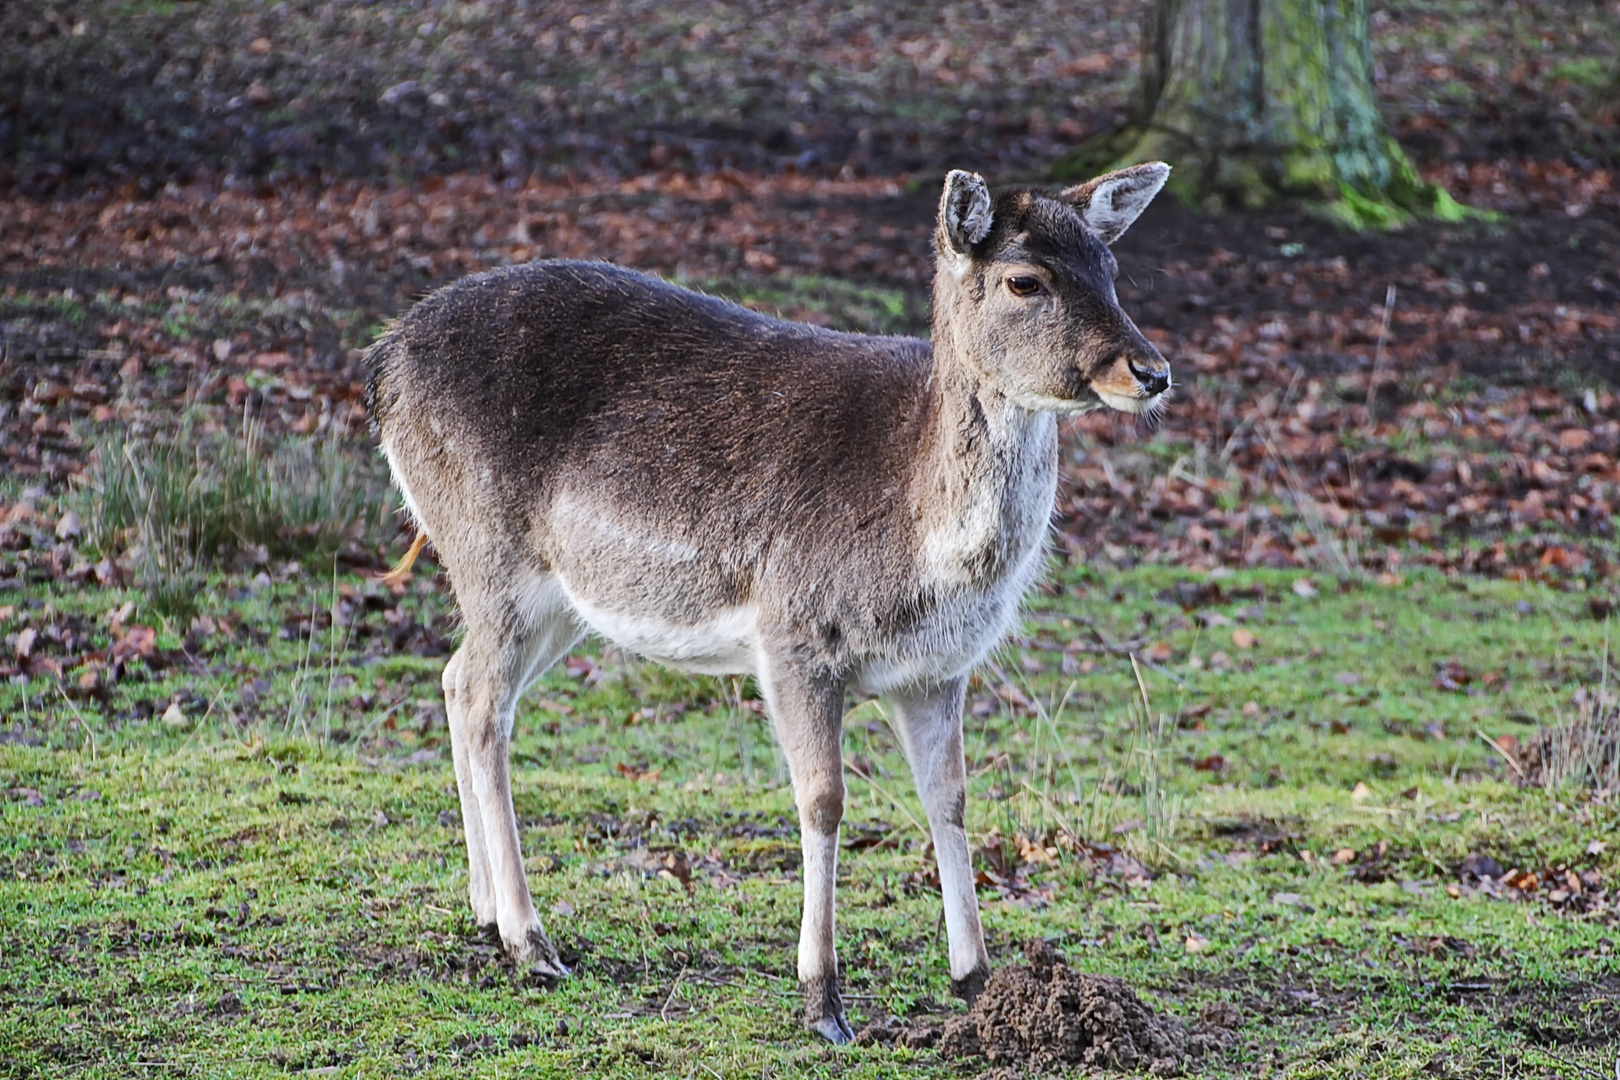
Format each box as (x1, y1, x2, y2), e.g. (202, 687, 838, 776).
(366, 166, 1172, 1043)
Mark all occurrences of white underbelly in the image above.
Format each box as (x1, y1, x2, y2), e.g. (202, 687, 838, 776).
(557, 578, 760, 676)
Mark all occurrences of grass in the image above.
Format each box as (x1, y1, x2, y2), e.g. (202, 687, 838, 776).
(3, 540, 1618, 1078)
(4, 258, 1615, 1078)
(77, 413, 392, 621)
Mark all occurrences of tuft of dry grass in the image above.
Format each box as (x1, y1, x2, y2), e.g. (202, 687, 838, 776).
(80, 410, 389, 620)
(1520, 666, 1620, 794)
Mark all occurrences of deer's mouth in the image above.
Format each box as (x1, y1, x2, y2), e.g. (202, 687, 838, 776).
(1087, 354, 1173, 415)
(1093, 387, 1156, 413)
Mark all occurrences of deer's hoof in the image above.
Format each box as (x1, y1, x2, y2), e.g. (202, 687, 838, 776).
(505, 927, 570, 978)
(950, 965, 989, 1006)
(802, 976, 854, 1044)
(808, 1013, 855, 1045)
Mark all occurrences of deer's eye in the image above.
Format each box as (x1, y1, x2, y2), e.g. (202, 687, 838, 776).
(1006, 275, 1043, 297)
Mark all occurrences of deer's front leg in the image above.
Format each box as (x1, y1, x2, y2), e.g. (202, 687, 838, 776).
(757, 639, 853, 1044)
(889, 677, 990, 1001)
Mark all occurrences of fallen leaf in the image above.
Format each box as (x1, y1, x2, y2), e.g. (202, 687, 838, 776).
(1330, 848, 1357, 865)
(1432, 660, 1472, 692)
(1587, 839, 1608, 857)
(55, 511, 82, 540)
(1231, 628, 1256, 650)
(551, 899, 575, 917)
(1184, 933, 1210, 954)
(1351, 781, 1372, 802)
(1504, 869, 1539, 892)
(162, 701, 187, 726)
(14, 626, 35, 659)
(658, 851, 693, 890)
(113, 625, 158, 662)
(1144, 641, 1173, 663)
(1015, 832, 1057, 865)
(1557, 427, 1594, 453)
(1192, 753, 1226, 773)
(1291, 578, 1318, 598)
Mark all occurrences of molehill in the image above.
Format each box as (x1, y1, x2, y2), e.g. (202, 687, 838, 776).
(857, 938, 1235, 1076)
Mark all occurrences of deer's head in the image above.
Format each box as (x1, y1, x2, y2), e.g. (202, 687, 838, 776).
(934, 165, 1173, 417)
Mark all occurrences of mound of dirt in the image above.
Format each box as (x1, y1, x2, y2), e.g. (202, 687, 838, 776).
(859, 939, 1233, 1076)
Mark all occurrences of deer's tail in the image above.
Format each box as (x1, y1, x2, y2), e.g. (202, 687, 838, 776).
(378, 530, 429, 586)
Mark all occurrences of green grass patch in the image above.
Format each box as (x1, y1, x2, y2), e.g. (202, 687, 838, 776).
(2, 562, 1618, 1077)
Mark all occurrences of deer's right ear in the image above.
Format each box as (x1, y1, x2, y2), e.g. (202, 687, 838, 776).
(939, 170, 993, 256)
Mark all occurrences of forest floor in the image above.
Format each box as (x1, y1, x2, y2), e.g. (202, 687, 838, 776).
(2, 1, 1620, 1077)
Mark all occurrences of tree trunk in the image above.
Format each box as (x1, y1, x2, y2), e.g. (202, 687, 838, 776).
(1070, 0, 1460, 226)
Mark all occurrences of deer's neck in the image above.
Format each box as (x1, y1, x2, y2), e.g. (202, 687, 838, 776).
(911, 324, 1059, 588)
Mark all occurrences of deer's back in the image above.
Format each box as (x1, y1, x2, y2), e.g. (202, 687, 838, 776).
(369, 258, 931, 509)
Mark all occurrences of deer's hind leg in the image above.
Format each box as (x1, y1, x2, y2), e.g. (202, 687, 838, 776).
(443, 573, 583, 976)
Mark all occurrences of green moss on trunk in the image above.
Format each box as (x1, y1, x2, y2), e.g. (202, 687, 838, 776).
(1057, 0, 1467, 228)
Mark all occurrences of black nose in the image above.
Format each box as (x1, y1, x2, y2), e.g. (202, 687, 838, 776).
(1128, 358, 1171, 396)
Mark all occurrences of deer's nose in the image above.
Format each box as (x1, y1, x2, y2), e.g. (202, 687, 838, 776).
(1128, 357, 1171, 397)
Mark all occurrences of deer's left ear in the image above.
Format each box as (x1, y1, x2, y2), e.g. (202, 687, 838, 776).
(939, 170, 994, 255)
(1061, 162, 1170, 244)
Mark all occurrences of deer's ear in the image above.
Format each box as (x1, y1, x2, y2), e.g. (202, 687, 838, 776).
(939, 170, 994, 255)
(1061, 162, 1170, 244)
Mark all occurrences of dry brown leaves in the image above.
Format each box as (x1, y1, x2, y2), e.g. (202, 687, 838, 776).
(904, 827, 1153, 909)
(3, 6, 1618, 586)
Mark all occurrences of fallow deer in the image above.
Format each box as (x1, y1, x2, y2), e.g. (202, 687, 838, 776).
(365, 164, 1172, 1042)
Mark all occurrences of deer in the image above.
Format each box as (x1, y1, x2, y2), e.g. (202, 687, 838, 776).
(364, 163, 1172, 1043)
